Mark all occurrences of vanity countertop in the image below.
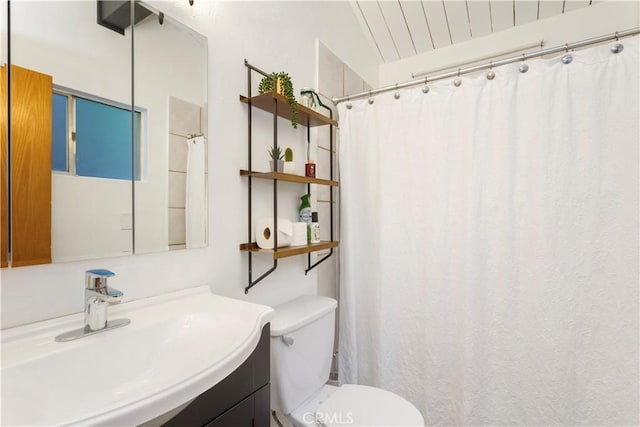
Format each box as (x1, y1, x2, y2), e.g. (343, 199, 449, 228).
(1, 286, 273, 426)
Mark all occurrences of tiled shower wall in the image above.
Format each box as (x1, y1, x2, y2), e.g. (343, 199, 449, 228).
(316, 41, 372, 381)
(168, 96, 207, 250)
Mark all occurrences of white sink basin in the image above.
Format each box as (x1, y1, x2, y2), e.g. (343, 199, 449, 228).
(1, 286, 273, 426)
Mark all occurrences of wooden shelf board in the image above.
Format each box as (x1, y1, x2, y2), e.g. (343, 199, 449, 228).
(240, 170, 338, 186)
(240, 92, 338, 128)
(240, 241, 339, 259)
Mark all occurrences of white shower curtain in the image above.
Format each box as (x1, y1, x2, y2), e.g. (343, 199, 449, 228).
(338, 37, 639, 425)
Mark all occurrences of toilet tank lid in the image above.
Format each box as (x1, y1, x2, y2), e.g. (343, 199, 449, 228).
(270, 295, 337, 336)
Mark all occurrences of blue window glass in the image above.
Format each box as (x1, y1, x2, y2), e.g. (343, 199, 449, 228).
(75, 98, 140, 180)
(52, 93, 68, 172)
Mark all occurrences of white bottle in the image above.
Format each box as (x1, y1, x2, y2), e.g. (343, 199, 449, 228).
(309, 212, 321, 244)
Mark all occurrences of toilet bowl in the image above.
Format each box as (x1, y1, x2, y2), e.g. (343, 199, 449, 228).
(288, 383, 424, 427)
(270, 295, 424, 427)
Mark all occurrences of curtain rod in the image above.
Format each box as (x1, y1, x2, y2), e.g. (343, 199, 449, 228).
(332, 27, 640, 105)
(411, 40, 544, 78)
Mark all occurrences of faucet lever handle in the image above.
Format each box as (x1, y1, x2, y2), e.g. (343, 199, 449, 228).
(86, 269, 115, 277)
(86, 269, 116, 290)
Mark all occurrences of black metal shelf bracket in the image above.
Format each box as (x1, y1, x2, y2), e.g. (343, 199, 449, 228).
(244, 59, 278, 295)
(305, 103, 335, 275)
(244, 59, 280, 294)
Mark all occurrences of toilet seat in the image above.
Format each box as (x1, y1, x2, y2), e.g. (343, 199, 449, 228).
(314, 384, 424, 427)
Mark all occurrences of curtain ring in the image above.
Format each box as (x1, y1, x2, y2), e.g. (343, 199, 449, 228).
(611, 41, 624, 54)
(611, 30, 624, 53)
(394, 84, 400, 99)
(486, 62, 495, 80)
(565, 43, 569, 52)
(346, 96, 352, 110)
(422, 77, 429, 93)
(368, 90, 374, 104)
(454, 69, 462, 87)
(519, 53, 529, 73)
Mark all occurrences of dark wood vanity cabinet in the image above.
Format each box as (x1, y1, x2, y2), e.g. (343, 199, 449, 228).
(162, 324, 271, 427)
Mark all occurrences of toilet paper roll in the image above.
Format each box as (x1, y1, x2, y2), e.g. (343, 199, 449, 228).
(290, 222, 308, 246)
(256, 217, 293, 249)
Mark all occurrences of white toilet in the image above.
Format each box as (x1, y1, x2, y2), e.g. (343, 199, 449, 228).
(270, 295, 424, 427)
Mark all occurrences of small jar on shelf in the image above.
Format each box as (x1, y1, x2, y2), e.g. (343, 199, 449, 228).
(309, 212, 320, 244)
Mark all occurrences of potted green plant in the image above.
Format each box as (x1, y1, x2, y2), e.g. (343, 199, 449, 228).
(283, 147, 295, 174)
(268, 145, 284, 172)
(258, 71, 298, 128)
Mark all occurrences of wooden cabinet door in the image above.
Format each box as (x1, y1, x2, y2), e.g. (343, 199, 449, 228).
(1, 65, 52, 267)
(1, 65, 7, 267)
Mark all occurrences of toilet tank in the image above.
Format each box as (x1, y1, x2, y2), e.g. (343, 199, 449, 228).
(269, 295, 337, 415)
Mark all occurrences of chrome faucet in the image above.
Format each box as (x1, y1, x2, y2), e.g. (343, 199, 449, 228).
(84, 269, 124, 330)
(55, 269, 130, 342)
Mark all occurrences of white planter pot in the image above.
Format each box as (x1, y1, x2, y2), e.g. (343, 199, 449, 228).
(269, 160, 284, 173)
(283, 161, 296, 174)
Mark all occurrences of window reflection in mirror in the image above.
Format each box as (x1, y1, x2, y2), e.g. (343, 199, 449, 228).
(52, 90, 142, 180)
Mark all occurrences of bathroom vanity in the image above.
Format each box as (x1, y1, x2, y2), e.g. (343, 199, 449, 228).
(161, 324, 270, 426)
(0, 287, 272, 426)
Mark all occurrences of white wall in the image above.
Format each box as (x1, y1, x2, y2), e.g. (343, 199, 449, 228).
(51, 175, 133, 262)
(0, 0, 379, 329)
(379, 1, 640, 86)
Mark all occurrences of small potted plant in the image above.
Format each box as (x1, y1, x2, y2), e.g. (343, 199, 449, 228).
(268, 146, 284, 173)
(283, 147, 295, 174)
(258, 71, 298, 129)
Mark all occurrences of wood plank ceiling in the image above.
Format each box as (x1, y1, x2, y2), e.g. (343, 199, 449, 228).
(352, 0, 594, 63)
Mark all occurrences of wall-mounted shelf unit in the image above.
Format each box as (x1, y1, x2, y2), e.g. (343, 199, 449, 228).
(240, 59, 338, 294)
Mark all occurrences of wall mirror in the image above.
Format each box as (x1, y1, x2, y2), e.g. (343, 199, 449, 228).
(133, 2, 208, 254)
(0, 1, 207, 267)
